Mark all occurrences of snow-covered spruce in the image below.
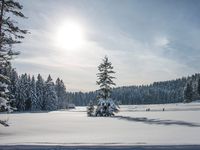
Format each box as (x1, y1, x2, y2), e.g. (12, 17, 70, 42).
(55, 78, 67, 109)
(184, 81, 193, 103)
(0, 65, 16, 127)
(95, 98, 119, 116)
(94, 56, 119, 117)
(0, 0, 27, 126)
(30, 76, 37, 111)
(87, 101, 94, 116)
(43, 75, 58, 111)
(0, 74, 12, 112)
(35, 74, 45, 110)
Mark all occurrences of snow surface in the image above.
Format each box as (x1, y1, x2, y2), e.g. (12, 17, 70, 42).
(0, 102, 200, 146)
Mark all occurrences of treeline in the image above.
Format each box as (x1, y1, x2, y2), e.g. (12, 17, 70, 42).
(67, 73, 200, 105)
(6, 68, 200, 110)
(7, 68, 67, 111)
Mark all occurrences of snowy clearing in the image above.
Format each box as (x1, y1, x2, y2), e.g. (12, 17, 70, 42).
(0, 102, 200, 149)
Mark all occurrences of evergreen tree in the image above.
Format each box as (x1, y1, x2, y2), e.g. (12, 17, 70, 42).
(95, 56, 119, 116)
(36, 74, 44, 110)
(184, 82, 193, 103)
(15, 73, 28, 111)
(44, 75, 58, 111)
(9, 68, 18, 108)
(0, 73, 11, 111)
(96, 56, 116, 99)
(25, 74, 31, 110)
(197, 78, 200, 97)
(0, 0, 27, 126)
(55, 78, 66, 109)
(9, 69, 18, 94)
(87, 100, 94, 116)
(30, 76, 37, 111)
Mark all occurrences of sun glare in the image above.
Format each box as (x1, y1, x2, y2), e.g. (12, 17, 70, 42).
(55, 21, 85, 50)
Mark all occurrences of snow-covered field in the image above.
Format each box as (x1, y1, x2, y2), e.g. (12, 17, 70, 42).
(0, 102, 200, 149)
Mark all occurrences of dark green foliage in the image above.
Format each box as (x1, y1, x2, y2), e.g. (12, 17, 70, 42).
(0, 0, 27, 108)
(87, 101, 94, 116)
(0, 0, 28, 48)
(197, 78, 200, 96)
(11, 73, 67, 112)
(55, 78, 67, 109)
(95, 56, 119, 117)
(25, 98, 31, 110)
(96, 56, 116, 100)
(68, 73, 200, 106)
(184, 82, 193, 103)
(95, 99, 119, 117)
(0, 0, 27, 126)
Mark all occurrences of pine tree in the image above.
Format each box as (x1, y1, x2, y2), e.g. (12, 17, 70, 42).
(9, 68, 18, 108)
(15, 73, 28, 111)
(9, 69, 18, 95)
(0, 0, 27, 126)
(96, 56, 116, 100)
(95, 56, 119, 116)
(197, 78, 200, 98)
(36, 74, 44, 110)
(55, 78, 66, 109)
(44, 75, 58, 111)
(87, 100, 94, 116)
(184, 82, 193, 103)
(0, 73, 11, 111)
(25, 74, 31, 110)
(30, 76, 37, 111)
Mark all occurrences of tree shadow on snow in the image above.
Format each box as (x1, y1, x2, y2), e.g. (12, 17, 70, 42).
(113, 116, 200, 127)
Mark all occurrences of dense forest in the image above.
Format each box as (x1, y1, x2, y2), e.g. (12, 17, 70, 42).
(67, 73, 200, 106)
(1, 67, 67, 111)
(2, 66, 200, 111)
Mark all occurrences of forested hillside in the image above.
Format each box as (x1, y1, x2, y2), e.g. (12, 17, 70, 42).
(67, 73, 200, 106)
(4, 67, 200, 111)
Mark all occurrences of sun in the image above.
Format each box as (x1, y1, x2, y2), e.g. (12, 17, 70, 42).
(55, 20, 85, 50)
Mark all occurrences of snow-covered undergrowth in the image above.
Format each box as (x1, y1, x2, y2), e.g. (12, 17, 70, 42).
(0, 102, 200, 146)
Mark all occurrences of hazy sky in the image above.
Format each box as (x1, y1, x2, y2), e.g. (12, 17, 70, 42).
(14, 0, 200, 91)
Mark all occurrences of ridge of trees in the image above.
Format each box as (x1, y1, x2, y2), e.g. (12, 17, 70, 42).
(67, 73, 200, 106)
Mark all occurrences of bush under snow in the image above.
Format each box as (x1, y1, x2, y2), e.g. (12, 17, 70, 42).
(95, 98, 119, 116)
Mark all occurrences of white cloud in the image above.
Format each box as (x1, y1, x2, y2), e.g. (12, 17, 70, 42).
(154, 36, 169, 47)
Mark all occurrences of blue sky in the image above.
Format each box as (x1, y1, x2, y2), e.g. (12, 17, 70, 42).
(14, 0, 200, 91)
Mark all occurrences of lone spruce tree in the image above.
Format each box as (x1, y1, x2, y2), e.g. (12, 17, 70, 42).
(95, 56, 119, 116)
(97, 56, 116, 99)
(0, 0, 27, 126)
